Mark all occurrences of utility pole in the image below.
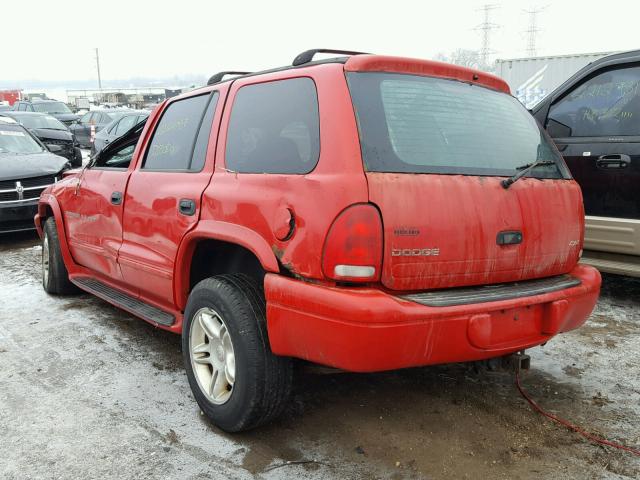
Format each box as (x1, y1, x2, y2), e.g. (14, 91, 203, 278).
(524, 7, 546, 57)
(475, 4, 500, 68)
(95, 48, 102, 90)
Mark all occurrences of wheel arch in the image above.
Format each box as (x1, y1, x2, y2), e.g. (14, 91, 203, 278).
(174, 220, 280, 310)
(37, 195, 77, 272)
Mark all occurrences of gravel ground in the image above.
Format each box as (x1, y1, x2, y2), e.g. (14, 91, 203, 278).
(0, 231, 638, 480)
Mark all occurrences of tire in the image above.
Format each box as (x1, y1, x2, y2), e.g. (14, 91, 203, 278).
(182, 274, 293, 432)
(42, 217, 78, 295)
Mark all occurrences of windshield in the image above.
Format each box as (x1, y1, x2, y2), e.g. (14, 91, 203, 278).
(32, 102, 72, 114)
(19, 115, 68, 131)
(0, 128, 44, 154)
(347, 72, 566, 177)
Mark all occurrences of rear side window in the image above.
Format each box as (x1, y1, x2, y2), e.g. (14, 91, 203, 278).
(225, 77, 320, 174)
(547, 66, 640, 137)
(143, 93, 213, 171)
(348, 72, 564, 177)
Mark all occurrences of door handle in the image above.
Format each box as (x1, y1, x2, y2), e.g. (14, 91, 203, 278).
(178, 198, 196, 216)
(596, 154, 631, 169)
(111, 191, 123, 205)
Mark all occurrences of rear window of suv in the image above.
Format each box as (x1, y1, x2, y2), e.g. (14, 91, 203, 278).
(225, 77, 320, 174)
(348, 72, 565, 178)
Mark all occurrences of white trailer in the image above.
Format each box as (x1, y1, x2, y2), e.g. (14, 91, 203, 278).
(495, 51, 616, 108)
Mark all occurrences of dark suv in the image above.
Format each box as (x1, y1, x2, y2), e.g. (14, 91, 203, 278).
(532, 50, 640, 277)
(12, 100, 79, 126)
(36, 50, 600, 432)
(0, 119, 68, 233)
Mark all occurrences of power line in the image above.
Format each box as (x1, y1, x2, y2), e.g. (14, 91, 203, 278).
(475, 4, 500, 67)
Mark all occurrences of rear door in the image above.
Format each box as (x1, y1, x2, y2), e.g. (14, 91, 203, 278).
(542, 65, 640, 256)
(118, 90, 222, 309)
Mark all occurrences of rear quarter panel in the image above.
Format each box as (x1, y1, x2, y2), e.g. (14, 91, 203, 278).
(202, 64, 369, 280)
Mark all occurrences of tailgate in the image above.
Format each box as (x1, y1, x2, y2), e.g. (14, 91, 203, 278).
(367, 172, 584, 291)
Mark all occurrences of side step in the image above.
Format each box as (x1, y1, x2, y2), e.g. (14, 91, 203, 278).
(72, 277, 175, 326)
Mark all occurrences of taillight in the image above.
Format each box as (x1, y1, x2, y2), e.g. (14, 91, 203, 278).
(322, 204, 383, 282)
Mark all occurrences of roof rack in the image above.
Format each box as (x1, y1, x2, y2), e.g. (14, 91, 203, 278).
(292, 49, 368, 66)
(207, 71, 252, 86)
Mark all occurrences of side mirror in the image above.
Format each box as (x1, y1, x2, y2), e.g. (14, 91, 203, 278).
(47, 144, 64, 154)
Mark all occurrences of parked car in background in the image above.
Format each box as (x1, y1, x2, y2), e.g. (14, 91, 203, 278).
(0, 119, 69, 233)
(37, 50, 600, 433)
(70, 109, 135, 148)
(0, 111, 82, 167)
(532, 50, 640, 277)
(91, 111, 149, 155)
(12, 100, 79, 126)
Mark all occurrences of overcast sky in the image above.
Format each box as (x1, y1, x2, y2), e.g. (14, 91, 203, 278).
(3, 0, 638, 87)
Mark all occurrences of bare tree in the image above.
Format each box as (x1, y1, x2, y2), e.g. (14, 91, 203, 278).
(434, 49, 494, 73)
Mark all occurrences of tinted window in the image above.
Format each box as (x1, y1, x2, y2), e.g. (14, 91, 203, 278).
(547, 66, 640, 137)
(115, 115, 137, 136)
(190, 93, 219, 172)
(225, 78, 320, 174)
(348, 72, 563, 177)
(143, 94, 211, 170)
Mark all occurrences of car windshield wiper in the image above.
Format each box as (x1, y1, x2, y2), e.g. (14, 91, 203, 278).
(501, 160, 557, 189)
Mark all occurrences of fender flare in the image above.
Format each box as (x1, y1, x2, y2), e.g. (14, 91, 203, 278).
(38, 194, 78, 273)
(174, 220, 280, 310)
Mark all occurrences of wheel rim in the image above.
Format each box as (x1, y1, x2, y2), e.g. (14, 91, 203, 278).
(189, 307, 236, 405)
(42, 232, 50, 286)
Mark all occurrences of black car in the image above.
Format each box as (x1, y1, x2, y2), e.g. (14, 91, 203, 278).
(12, 100, 79, 126)
(532, 50, 640, 277)
(0, 112, 83, 167)
(70, 109, 135, 148)
(91, 111, 148, 155)
(0, 120, 69, 233)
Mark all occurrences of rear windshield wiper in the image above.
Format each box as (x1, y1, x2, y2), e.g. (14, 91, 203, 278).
(501, 160, 556, 189)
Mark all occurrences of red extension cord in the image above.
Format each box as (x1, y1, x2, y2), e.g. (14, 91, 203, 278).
(515, 372, 640, 457)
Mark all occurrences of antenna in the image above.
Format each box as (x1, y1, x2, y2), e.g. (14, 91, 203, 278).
(475, 4, 500, 68)
(524, 6, 546, 57)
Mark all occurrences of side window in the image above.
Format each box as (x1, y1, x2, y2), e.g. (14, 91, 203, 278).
(143, 94, 211, 170)
(18, 103, 25, 111)
(190, 92, 219, 172)
(94, 142, 135, 169)
(115, 115, 137, 136)
(80, 113, 92, 124)
(547, 65, 640, 137)
(225, 77, 320, 174)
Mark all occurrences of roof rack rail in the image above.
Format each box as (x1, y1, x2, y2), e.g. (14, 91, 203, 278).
(292, 49, 368, 66)
(207, 71, 252, 86)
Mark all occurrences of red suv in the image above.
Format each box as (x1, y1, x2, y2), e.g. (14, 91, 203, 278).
(35, 49, 601, 432)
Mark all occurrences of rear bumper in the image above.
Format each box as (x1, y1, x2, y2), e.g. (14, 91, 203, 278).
(265, 264, 601, 372)
(0, 200, 38, 233)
